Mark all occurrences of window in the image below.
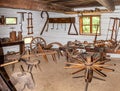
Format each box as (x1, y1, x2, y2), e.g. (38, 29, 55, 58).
(80, 15, 100, 35)
(5, 17, 17, 25)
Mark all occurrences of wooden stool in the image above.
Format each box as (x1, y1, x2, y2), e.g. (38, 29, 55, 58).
(26, 59, 41, 72)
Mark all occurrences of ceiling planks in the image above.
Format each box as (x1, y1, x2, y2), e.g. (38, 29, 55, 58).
(0, 0, 72, 12)
(0, 0, 118, 13)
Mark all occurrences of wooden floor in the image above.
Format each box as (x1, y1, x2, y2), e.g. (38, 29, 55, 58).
(5, 55, 120, 91)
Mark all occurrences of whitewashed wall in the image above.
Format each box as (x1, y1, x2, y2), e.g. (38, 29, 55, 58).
(0, 6, 120, 58)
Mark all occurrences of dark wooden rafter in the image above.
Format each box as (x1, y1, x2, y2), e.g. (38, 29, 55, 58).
(115, 0, 120, 5)
(96, 0, 115, 11)
(0, 0, 72, 12)
(50, 0, 99, 8)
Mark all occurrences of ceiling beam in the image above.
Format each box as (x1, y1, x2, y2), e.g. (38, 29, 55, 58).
(96, 0, 115, 11)
(0, 0, 72, 12)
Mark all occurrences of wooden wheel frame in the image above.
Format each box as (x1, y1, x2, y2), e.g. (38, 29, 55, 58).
(30, 37, 47, 50)
(47, 42, 63, 47)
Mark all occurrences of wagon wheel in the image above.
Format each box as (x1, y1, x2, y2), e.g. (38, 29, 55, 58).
(47, 42, 63, 58)
(30, 37, 47, 51)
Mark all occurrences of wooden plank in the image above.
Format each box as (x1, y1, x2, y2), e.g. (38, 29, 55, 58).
(49, 17, 75, 23)
(96, 0, 115, 11)
(0, 60, 18, 67)
(21, 51, 57, 59)
(1, 41, 24, 47)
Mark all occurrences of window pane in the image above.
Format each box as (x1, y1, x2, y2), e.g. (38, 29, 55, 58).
(92, 17, 100, 24)
(83, 17, 90, 25)
(83, 26, 90, 33)
(92, 26, 100, 33)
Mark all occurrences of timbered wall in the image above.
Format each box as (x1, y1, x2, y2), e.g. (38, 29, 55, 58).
(0, 6, 120, 57)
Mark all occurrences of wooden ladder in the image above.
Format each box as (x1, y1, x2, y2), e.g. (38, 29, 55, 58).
(106, 17, 120, 42)
(27, 12, 33, 35)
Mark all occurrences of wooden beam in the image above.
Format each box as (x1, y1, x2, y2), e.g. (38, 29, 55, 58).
(65, 8, 112, 15)
(115, 0, 120, 5)
(96, 0, 115, 11)
(0, 0, 72, 12)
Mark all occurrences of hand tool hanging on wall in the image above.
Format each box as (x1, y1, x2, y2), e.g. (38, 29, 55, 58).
(56, 23, 58, 30)
(27, 12, 33, 35)
(40, 11, 49, 35)
(17, 12, 27, 32)
(0, 16, 5, 24)
(51, 23, 54, 30)
(65, 23, 66, 31)
(68, 22, 78, 35)
(48, 17, 78, 35)
(61, 23, 63, 29)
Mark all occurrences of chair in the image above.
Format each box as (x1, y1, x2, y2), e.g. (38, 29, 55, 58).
(20, 46, 41, 72)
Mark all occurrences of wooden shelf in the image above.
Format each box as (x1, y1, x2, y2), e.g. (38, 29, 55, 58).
(1, 41, 24, 54)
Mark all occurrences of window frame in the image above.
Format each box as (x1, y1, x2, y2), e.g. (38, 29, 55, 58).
(79, 15, 101, 36)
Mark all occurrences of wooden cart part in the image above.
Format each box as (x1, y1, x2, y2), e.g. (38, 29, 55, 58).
(64, 52, 115, 91)
(47, 42, 63, 58)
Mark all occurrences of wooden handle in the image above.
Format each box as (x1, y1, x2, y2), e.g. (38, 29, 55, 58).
(0, 60, 18, 67)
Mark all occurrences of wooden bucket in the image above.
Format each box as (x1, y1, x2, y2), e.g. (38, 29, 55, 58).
(18, 31, 22, 41)
(10, 31, 16, 42)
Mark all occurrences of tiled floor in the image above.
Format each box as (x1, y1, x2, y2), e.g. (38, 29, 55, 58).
(5, 56, 120, 91)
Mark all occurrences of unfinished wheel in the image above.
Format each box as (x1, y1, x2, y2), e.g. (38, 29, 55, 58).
(30, 37, 46, 50)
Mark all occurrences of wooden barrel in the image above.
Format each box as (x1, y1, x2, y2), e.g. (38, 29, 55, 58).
(10, 31, 16, 42)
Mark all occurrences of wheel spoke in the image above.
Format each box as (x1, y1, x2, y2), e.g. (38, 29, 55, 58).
(71, 67, 85, 74)
(92, 67, 107, 77)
